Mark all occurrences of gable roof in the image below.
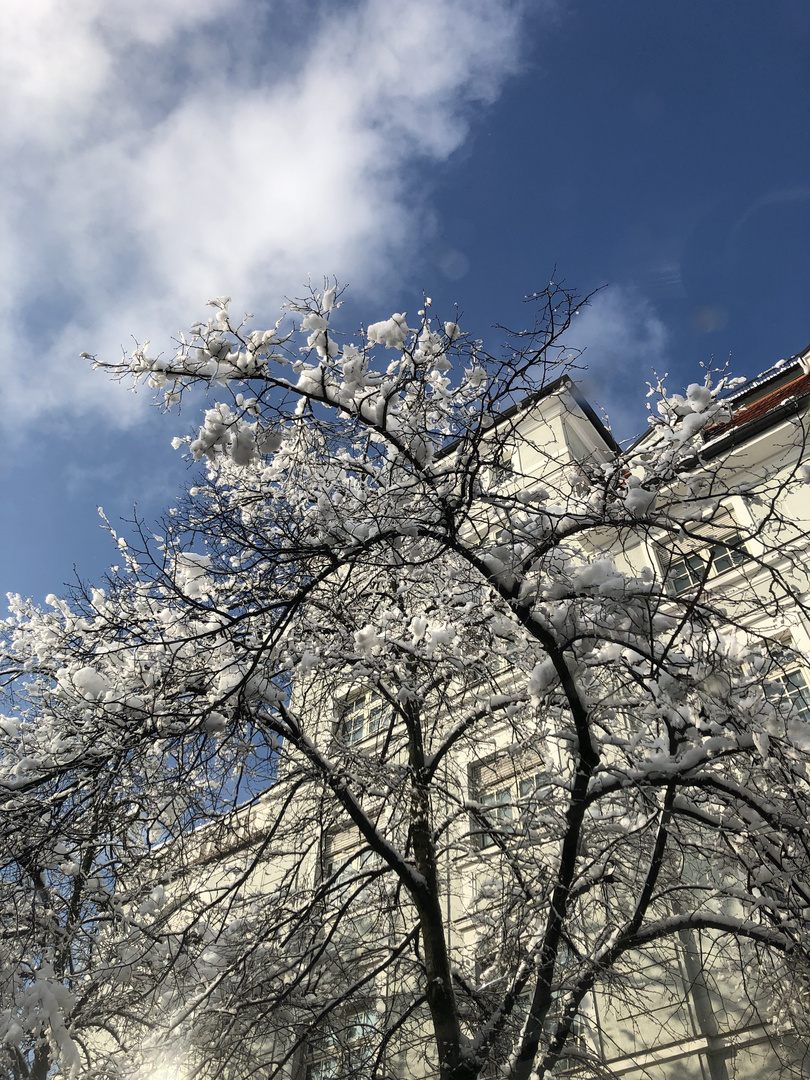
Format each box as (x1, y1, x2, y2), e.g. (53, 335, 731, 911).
(437, 373, 620, 461)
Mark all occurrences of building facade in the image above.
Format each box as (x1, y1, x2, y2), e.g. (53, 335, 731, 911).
(162, 353, 810, 1080)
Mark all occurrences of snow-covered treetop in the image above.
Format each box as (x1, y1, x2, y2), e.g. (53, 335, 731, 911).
(1, 281, 809, 1080)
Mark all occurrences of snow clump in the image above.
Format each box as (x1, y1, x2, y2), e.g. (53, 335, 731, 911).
(366, 314, 410, 349)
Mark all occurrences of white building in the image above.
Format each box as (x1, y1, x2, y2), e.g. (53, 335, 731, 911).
(161, 352, 810, 1080)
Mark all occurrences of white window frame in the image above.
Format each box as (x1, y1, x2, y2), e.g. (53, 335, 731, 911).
(323, 845, 380, 898)
(658, 510, 750, 597)
(763, 646, 810, 723)
(473, 943, 588, 1072)
(305, 1005, 378, 1080)
(487, 441, 516, 491)
(470, 759, 550, 850)
(338, 688, 391, 746)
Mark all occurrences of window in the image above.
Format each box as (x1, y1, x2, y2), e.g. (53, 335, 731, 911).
(552, 1018, 588, 1074)
(476, 785, 514, 848)
(470, 758, 549, 850)
(766, 665, 810, 722)
(659, 511, 750, 597)
(339, 689, 391, 745)
(305, 1007, 377, 1080)
(710, 537, 749, 576)
(306, 1059, 336, 1080)
(323, 845, 379, 898)
(745, 640, 810, 727)
(474, 943, 587, 1075)
(518, 771, 549, 803)
(488, 443, 515, 490)
(666, 548, 710, 595)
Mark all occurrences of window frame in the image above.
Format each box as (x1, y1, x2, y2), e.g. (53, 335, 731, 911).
(305, 1005, 378, 1080)
(763, 648, 810, 723)
(469, 757, 550, 851)
(657, 510, 751, 598)
(338, 688, 392, 746)
(473, 942, 588, 1073)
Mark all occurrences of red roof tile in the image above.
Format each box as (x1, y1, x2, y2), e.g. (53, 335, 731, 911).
(710, 371, 810, 436)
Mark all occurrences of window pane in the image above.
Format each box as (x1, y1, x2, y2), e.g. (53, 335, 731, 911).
(667, 550, 707, 595)
(518, 772, 547, 800)
(480, 787, 513, 824)
(474, 787, 513, 848)
(342, 707, 365, 744)
(710, 537, 748, 575)
(340, 690, 390, 744)
(766, 669, 810, 722)
(367, 700, 387, 734)
(306, 1060, 337, 1080)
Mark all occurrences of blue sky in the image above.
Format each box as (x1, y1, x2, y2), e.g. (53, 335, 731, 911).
(2, 0, 809, 605)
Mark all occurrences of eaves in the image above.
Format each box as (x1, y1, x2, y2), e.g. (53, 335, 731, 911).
(696, 387, 810, 463)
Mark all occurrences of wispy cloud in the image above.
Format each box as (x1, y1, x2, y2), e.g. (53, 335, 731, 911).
(2, 0, 532, 423)
(563, 286, 670, 441)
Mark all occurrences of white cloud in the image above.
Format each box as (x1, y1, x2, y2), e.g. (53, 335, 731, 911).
(563, 286, 670, 441)
(1, 0, 532, 424)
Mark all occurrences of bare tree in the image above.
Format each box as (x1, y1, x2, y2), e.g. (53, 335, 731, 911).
(2, 282, 809, 1079)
